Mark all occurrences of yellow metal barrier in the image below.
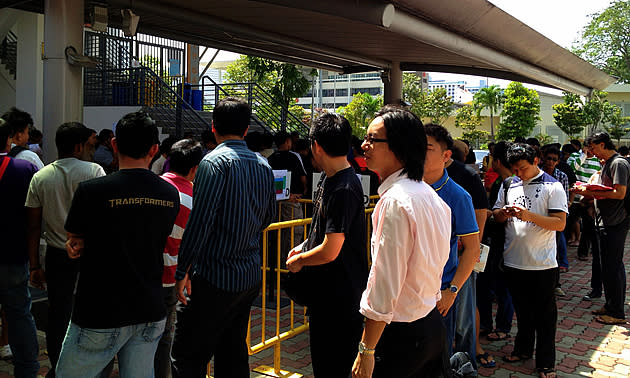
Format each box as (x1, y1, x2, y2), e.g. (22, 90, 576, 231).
(225, 195, 381, 378)
(248, 218, 311, 378)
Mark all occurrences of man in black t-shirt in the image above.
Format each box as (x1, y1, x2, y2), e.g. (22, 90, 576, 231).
(57, 112, 179, 377)
(286, 114, 368, 378)
(268, 131, 307, 262)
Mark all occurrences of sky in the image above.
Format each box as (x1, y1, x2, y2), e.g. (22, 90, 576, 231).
(204, 0, 612, 94)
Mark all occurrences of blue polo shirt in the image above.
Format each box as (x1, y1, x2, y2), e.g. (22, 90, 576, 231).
(430, 169, 479, 287)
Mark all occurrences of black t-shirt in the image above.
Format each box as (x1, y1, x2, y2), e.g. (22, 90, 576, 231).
(303, 167, 368, 308)
(446, 160, 489, 210)
(65, 169, 179, 328)
(557, 160, 577, 186)
(268, 150, 307, 195)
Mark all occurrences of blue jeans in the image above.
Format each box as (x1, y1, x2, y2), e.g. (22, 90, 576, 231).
(0, 263, 40, 378)
(556, 231, 568, 269)
(56, 318, 166, 378)
(455, 272, 477, 370)
(441, 293, 458, 358)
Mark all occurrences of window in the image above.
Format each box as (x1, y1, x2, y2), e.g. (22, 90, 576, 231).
(322, 89, 335, 97)
(351, 87, 381, 96)
(336, 88, 348, 96)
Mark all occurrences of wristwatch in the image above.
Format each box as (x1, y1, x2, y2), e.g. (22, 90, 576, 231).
(449, 283, 459, 294)
(358, 341, 375, 355)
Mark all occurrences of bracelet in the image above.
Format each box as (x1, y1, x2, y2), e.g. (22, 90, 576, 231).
(30, 265, 41, 272)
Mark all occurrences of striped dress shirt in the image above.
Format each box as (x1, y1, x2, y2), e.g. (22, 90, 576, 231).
(176, 139, 276, 292)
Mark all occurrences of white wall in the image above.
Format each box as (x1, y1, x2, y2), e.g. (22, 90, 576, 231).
(83, 106, 141, 132)
(0, 65, 15, 113)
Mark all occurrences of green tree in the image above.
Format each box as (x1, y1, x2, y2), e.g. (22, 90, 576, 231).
(473, 85, 503, 140)
(583, 90, 617, 135)
(603, 105, 630, 144)
(552, 91, 588, 138)
(402, 73, 454, 123)
(223, 56, 312, 132)
(454, 105, 488, 149)
(572, 0, 630, 83)
(534, 133, 554, 146)
(337, 92, 383, 137)
(497, 82, 541, 141)
(224, 55, 276, 87)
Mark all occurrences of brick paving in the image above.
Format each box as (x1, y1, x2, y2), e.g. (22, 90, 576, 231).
(1, 242, 629, 377)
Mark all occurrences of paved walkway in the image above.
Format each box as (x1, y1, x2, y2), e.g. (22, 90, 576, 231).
(1, 242, 629, 377)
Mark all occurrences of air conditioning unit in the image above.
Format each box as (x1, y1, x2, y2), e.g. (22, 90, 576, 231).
(91, 6, 108, 32)
(121, 9, 139, 37)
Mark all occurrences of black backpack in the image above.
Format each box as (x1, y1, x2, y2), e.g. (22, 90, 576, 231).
(8, 145, 28, 158)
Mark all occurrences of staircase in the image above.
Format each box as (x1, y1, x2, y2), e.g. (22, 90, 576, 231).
(0, 31, 17, 82)
(199, 75, 311, 136)
(83, 29, 310, 137)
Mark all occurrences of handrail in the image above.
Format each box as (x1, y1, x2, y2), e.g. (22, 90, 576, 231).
(200, 76, 268, 131)
(200, 75, 310, 135)
(0, 31, 17, 79)
(244, 204, 375, 376)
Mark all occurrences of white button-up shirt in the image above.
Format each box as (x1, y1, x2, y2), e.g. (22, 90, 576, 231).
(359, 170, 451, 323)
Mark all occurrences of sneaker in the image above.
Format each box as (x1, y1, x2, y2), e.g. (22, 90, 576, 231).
(559, 267, 569, 273)
(0, 344, 12, 360)
(583, 291, 602, 301)
(554, 287, 566, 297)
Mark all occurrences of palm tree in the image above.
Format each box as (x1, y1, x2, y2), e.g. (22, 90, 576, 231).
(473, 85, 503, 140)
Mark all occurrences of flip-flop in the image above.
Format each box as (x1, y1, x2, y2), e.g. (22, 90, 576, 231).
(502, 353, 532, 363)
(476, 352, 496, 368)
(595, 315, 627, 325)
(538, 368, 556, 378)
(487, 331, 509, 341)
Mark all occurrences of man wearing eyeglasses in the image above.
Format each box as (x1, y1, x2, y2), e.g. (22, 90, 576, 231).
(352, 107, 451, 378)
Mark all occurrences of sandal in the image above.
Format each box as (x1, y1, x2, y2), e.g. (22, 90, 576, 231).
(595, 315, 627, 325)
(538, 367, 556, 378)
(487, 331, 509, 341)
(502, 353, 532, 363)
(476, 352, 496, 368)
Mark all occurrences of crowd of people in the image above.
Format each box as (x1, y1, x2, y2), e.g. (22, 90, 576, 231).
(0, 99, 628, 378)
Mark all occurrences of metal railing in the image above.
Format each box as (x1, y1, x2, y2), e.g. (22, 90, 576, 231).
(199, 75, 311, 136)
(239, 197, 378, 377)
(84, 67, 211, 137)
(0, 31, 17, 80)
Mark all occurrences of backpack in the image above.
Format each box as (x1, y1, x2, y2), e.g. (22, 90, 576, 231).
(481, 176, 513, 273)
(8, 145, 28, 158)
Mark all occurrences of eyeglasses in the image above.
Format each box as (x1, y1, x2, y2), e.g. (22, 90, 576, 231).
(363, 135, 387, 145)
(545, 157, 558, 162)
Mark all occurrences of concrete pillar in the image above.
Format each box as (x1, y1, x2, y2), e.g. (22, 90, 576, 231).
(383, 61, 402, 106)
(186, 44, 199, 85)
(16, 12, 44, 130)
(43, 0, 84, 163)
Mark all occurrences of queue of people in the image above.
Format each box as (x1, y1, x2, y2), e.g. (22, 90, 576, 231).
(1, 100, 629, 378)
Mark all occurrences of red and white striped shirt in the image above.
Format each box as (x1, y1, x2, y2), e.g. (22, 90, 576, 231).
(160, 172, 193, 287)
